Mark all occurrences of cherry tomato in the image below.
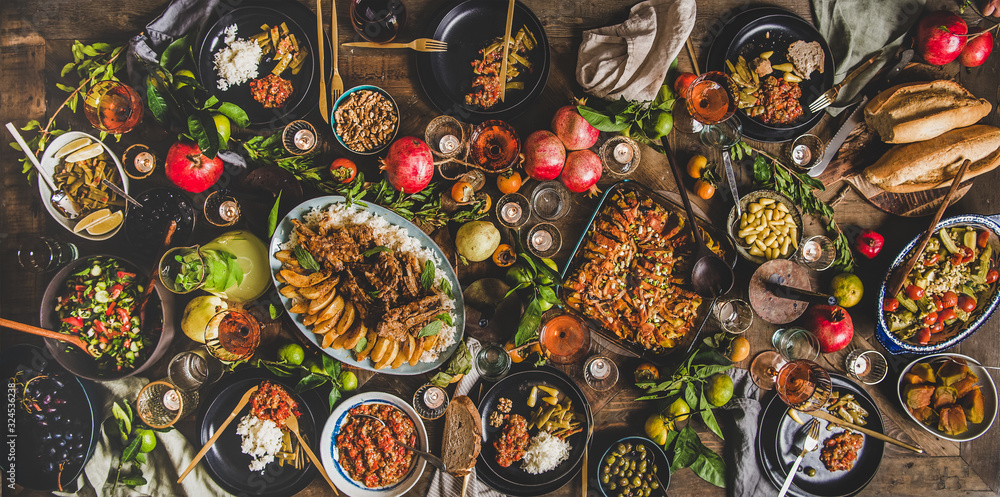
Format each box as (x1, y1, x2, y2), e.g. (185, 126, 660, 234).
(497, 170, 523, 194)
(986, 269, 999, 284)
(958, 294, 977, 313)
(883, 297, 900, 312)
(931, 321, 944, 334)
(686, 155, 708, 179)
(923, 253, 940, 266)
(329, 158, 358, 183)
(922, 312, 938, 326)
(961, 245, 975, 264)
(977, 230, 989, 248)
(451, 181, 475, 203)
(916, 327, 932, 345)
(905, 284, 925, 301)
(942, 291, 958, 308)
(694, 179, 715, 200)
(939, 307, 957, 322)
(932, 296, 944, 311)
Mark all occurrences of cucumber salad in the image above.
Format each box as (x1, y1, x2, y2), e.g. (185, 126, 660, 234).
(54, 257, 149, 371)
(883, 226, 999, 345)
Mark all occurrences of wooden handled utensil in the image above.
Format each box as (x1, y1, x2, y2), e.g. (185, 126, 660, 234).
(498, 0, 515, 102)
(0, 318, 96, 357)
(885, 159, 972, 299)
(285, 415, 339, 495)
(330, 0, 344, 102)
(178, 385, 259, 483)
(797, 408, 925, 454)
(316, 0, 329, 123)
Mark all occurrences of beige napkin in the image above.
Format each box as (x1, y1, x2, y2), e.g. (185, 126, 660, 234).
(576, 0, 697, 102)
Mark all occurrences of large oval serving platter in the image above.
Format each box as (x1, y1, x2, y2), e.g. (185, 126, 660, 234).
(269, 196, 465, 375)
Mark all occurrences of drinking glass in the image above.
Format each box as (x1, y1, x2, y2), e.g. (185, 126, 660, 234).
(136, 379, 199, 429)
(203, 190, 241, 227)
(844, 348, 888, 385)
(713, 297, 754, 334)
(350, 0, 406, 43)
(774, 359, 833, 412)
(599, 136, 641, 178)
(475, 342, 512, 382)
(530, 181, 570, 221)
(787, 134, 825, 173)
(83, 80, 143, 134)
(424, 115, 466, 159)
(794, 235, 837, 271)
(750, 328, 821, 390)
(496, 193, 530, 229)
(583, 355, 619, 392)
(469, 120, 520, 173)
(526, 223, 562, 258)
(686, 72, 737, 125)
(158, 231, 270, 302)
(167, 349, 225, 391)
(539, 313, 591, 365)
(205, 309, 262, 363)
(282, 120, 318, 155)
(17, 237, 78, 272)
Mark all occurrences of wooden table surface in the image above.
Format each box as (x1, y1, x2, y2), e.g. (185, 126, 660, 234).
(2, 0, 999, 496)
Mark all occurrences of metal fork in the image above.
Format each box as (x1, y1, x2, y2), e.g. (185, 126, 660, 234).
(808, 49, 883, 114)
(777, 419, 821, 497)
(329, 0, 344, 103)
(342, 38, 448, 52)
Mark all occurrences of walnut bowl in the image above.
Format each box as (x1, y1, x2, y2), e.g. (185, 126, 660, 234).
(331, 85, 400, 155)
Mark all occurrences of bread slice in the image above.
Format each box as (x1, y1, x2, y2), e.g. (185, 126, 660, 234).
(788, 41, 825, 80)
(863, 124, 1000, 193)
(442, 395, 482, 477)
(865, 80, 992, 144)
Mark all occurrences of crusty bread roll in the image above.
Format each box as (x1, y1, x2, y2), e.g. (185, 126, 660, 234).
(863, 125, 1000, 193)
(864, 80, 991, 144)
(441, 395, 481, 477)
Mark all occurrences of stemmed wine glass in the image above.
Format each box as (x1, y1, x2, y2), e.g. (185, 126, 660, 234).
(749, 328, 832, 411)
(689, 71, 743, 213)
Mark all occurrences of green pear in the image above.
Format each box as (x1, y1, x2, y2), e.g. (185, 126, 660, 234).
(181, 295, 227, 343)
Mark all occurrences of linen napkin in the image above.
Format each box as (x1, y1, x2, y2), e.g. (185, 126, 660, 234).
(810, 0, 928, 113)
(426, 338, 505, 497)
(576, 0, 697, 102)
(54, 377, 230, 497)
(717, 368, 775, 497)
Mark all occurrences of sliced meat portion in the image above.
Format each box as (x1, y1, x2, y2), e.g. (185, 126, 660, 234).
(751, 57, 772, 77)
(376, 295, 443, 341)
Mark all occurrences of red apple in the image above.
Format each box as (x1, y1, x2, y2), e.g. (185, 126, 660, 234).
(165, 141, 224, 193)
(801, 304, 854, 353)
(960, 27, 994, 67)
(916, 10, 968, 66)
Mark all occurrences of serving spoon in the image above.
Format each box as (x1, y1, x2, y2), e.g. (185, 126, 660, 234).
(0, 318, 99, 357)
(5, 123, 82, 219)
(351, 413, 448, 472)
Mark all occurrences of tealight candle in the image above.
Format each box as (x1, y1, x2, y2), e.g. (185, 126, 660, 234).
(423, 386, 446, 409)
(439, 134, 460, 154)
(294, 129, 316, 151)
(613, 142, 634, 164)
(792, 144, 812, 166)
(135, 152, 155, 173)
(218, 200, 240, 223)
(162, 389, 181, 411)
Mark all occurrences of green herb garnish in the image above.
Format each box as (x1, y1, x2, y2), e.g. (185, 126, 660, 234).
(420, 260, 435, 290)
(294, 246, 321, 272)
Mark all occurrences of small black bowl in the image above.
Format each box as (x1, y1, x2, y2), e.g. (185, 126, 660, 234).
(39, 255, 175, 381)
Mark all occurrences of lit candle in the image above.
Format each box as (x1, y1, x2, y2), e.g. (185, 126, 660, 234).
(423, 386, 446, 409)
(135, 152, 155, 173)
(589, 358, 610, 379)
(852, 355, 871, 376)
(792, 144, 812, 166)
(500, 202, 523, 223)
(531, 230, 553, 251)
(294, 129, 316, 151)
(218, 199, 240, 222)
(439, 134, 460, 154)
(613, 142, 634, 164)
(801, 239, 822, 262)
(163, 389, 181, 411)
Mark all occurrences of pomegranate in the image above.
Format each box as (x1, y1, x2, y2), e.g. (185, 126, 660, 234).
(523, 130, 566, 180)
(916, 11, 968, 65)
(380, 137, 434, 193)
(801, 304, 854, 353)
(560, 149, 602, 196)
(960, 28, 994, 67)
(551, 105, 599, 150)
(164, 141, 224, 193)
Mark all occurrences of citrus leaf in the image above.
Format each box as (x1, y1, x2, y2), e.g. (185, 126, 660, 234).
(670, 425, 701, 471)
(690, 450, 726, 487)
(146, 84, 168, 124)
(121, 436, 141, 463)
(323, 355, 341, 378)
(295, 374, 328, 393)
(514, 298, 543, 346)
(217, 102, 250, 127)
(267, 190, 282, 237)
(328, 388, 341, 410)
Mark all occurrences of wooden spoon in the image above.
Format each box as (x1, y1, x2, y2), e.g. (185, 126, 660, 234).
(177, 385, 259, 483)
(885, 159, 972, 299)
(285, 415, 339, 495)
(0, 318, 97, 357)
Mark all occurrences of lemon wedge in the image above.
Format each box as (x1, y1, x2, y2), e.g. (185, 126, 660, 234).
(54, 137, 93, 159)
(73, 208, 112, 233)
(65, 143, 105, 163)
(85, 210, 123, 236)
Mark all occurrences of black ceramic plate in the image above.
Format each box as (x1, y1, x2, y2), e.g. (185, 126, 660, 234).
(196, 0, 332, 128)
(475, 367, 591, 495)
(124, 187, 196, 255)
(197, 370, 328, 497)
(705, 7, 835, 142)
(415, 0, 550, 123)
(757, 374, 885, 497)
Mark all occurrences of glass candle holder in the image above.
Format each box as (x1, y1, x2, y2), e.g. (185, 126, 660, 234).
(122, 144, 156, 179)
(412, 384, 449, 420)
(795, 235, 837, 271)
(526, 223, 562, 258)
(282, 120, 318, 155)
(203, 190, 241, 227)
(496, 193, 530, 228)
(599, 136, 641, 178)
(530, 181, 570, 221)
(136, 379, 199, 429)
(584, 355, 619, 391)
(787, 134, 825, 173)
(425, 115, 466, 159)
(205, 309, 262, 363)
(844, 349, 888, 385)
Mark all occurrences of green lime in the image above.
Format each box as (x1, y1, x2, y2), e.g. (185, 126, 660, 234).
(136, 428, 157, 453)
(303, 358, 324, 375)
(830, 273, 864, 308)
(277, 343, 305, 366)
(644, 110, 673, 139)
(705, 373, 734, 407)
(212, 113, 231, 144)
(505, 263, 533, 286)
(653, 84, 675, 106)
(667, 397, 691, 422)
(339, 371, 358, 391)
(173, 69, 196, 90)
(644, 413, 672, 446)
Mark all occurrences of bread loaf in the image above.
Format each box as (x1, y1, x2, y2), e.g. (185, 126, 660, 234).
(441, 395, 481, 477)
(864, 80, 991, 144)
(863, 125, 1000, 193)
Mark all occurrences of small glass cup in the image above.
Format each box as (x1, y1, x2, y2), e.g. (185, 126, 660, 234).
(787, 134, 825, 173)
(17, 237, 78, 272)
(772, 327, 821, 362)
(475, 342, 512, 382)
(425, 115, 466, 159)
(167, 349, 225, 391)
(205, 309, 262, 363)
(540, 314, 591, 365)
(469, 120, 520, 173)
(496, 193, 531, 229)
(282, 120, 318, 155)
(203, 190, 241, 227)
(412, 383, 449, 420)
(136, 379, 199, 429)
(122, 144, 156, 179)
(713, 297, 754, 334)
(530, 181, 570, 221)
(584, 355, 619, 391)
(526, 223, 562, 258)
(794, 235, 837, 271)
(599, 136, 641, 178)
(844, 349, 888, 385)
(350, 0, 407, 43)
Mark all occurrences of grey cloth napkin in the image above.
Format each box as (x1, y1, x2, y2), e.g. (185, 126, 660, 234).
(54, 377, 230, 497)
(426, 338, 505, 497)
(717, 368, 774, 497)
(810, 0, 927, 114)
(577, 0, 697, 102)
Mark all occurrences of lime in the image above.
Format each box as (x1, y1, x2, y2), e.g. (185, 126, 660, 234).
(212, 113, 231, 144)
(505, 263, 533, 287)
(830, 273, 863, 308)
(277, 343, 305, 366)
(174, 69, 196, 90)
(338, 371, 358, 392)
(653, 84, 674, 106)
(667, 397, 691, 423)
(644, 413, 672, 446)
(705, 373, 734, 407)
(303, 358, 324, 375)
(644, 110, 673, 139)
(136, 428, 157, 453)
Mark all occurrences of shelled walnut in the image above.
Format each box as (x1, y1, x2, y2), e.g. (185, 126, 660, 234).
(334, 89, 398, 152)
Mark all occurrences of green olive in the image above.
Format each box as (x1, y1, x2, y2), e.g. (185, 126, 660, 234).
(805, 467, 817, 477)
(632, 477, 643, 487)
(652, 464, 659, 473)
(619, 477, 629, 487)
(630, 460, 637, 471)
(637, 444, 647, 453)
(644, 488, 653, 497)
(625, 442, 634, 452)
(626, 470, 634, 478)
(639, 460, 648, 473)
(650, 480, 660, 490)
(602, 465, 611, 475)
(602, 473, 610, 484)
(617, 443, 628, 454)
(605, 455, 616, 465)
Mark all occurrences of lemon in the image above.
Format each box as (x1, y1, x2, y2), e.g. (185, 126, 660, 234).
(705, 373, 734, 407)
(65, 143, 105, 162)
(830, 273, 864, 308)
(54, 137, 93, 159)
(644, 413, 672, 445)
(85, 210, 123, 235)
(667, 398, 691, 423)
(212, 113, 231, 144)
(73, 208, 112, 233)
